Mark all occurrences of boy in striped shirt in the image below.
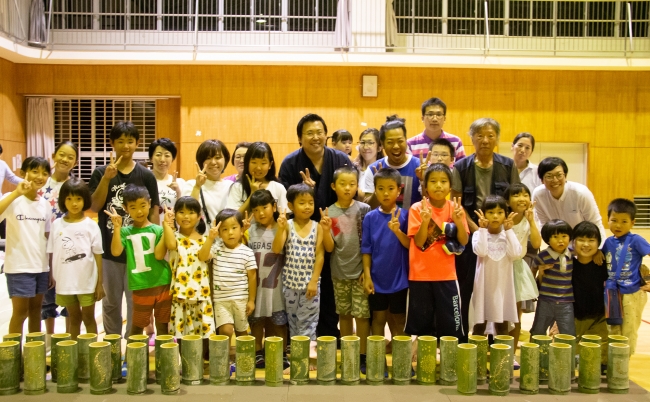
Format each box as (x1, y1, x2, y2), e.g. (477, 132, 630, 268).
(530, 219, 576, 336)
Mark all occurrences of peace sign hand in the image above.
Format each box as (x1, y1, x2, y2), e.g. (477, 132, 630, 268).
(370, 161, 384, 175)
(503, 212, 518, 231)
(420, 197, 432, 223)
(415, 152, 430, 181)
(319, 208, 332, 231)
(300, 168, 316, 188)
(168, 171, 181, 196)
(242, 211, 252, 232)
(195, 163, 208, 187)
(104, 206, 123, 229)
(247, 174, 261, 193)
(475, 209, 489, 229)
(524, 201, 536, 223)
(15, 180, 33, 196)
(388, 207, 402, 234)
(104, 152, 123, 180)
(451, 197, 465, 224)
(277, 208, 288, 230)
(163, 205, 176, 228)
(208, 219, 221, 240)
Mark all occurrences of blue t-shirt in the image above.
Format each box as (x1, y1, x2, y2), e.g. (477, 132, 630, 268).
(363, 156, 422, 210)
(360, 207, 409, 293)
(603, 233, 650, 294)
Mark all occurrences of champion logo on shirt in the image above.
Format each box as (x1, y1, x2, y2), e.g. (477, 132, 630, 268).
(16, 214, 46, 222)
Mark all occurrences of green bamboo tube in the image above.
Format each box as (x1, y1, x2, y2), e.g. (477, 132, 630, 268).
(340, 335, 360, 385)
(578, 341, 601, 394)
(209, 334, 231, 385)
(159, 343, 180, 395)
(488, 344, 510, 396)
(391, 335, 412, 385)
(317, 336, 337, 385)
(51, 333, 71, 383)
(155, 334, 174, 384)
(416, 336, 437, 385)
(607, 342, 630, 394)
(181, 334, 204, 385)
(3, 333, 22, 381)
(126, 342, 147, 395)
(289, 336, 310, 385)
(554, 334, 576, 382)
(579, 335, 604, 365)
(26, 332, 45, 343)
(365, 335, 385, 386)
(439, 336, 458, 385)
(0, 341, 20, 395)
(494, 335, 514, 382)
(456, 343, 477, 395)
(235, 335, 256, 385)
(23, 341, 46, 395)
(468, 335, 487, 385)
(519, 342, 539, 395)
(608, 334, 628, 345)
(103, 334, 122, 383)
(128, 334, 149, 378)
(88, 341, 112, 395)
(56, 340, 79, 393)
(265, 336, 284, 387)
(77, 333, 97, 383)
(531, 335, 552, 383)
(548, 342, 572, 395)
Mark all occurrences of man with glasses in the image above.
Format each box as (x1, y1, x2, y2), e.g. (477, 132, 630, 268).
(532, 157, 607, 253)
(407, 97, 466, 164)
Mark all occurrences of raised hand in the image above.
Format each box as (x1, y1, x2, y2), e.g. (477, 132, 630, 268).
(208, 219, 221, 240)
(420, 197, 432, 223)
(277, 208, 288, 230)
(104, 152, 122, 180)
(415, 152, 430, 181)
(168, 171, 181, 196)
(318, 207, 332, 231)
(524, 200, 536, 222)
(299, 168, 316, 188)
(15, 180, 33, 195)
(370, 161, 384, 175)
(104, 206, 123, 228)
(195, 162, 208, 188)
(503, 212, 518, 231)
(242, 211, 252, 232)
(163, 205, 176, 228)
(475, 209, 489, 228)
(247, 174, 261, 193)
(451, 197, 465, 224)
(388, 207, 402, 233)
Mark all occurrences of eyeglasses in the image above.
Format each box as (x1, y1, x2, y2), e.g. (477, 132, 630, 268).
(303, 131, 326, 139)
(543, 172, 565, 181)
(431, 153, 450, 159)
(359, 141, 376, 148)
(424, 112, 445, 119)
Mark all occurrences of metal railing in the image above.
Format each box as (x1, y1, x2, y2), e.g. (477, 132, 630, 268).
(1, 0, 648, 57)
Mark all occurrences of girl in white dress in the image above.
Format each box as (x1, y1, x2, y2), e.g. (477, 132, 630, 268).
(471, 195, 522, 336)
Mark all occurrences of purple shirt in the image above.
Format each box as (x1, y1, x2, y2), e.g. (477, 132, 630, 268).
(406, 130, 466, 163)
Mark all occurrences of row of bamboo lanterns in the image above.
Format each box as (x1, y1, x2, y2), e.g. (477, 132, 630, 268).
(0, 331, 630, 395)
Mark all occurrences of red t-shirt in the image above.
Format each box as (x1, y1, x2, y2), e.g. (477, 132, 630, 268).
(407, 199, 469, 281)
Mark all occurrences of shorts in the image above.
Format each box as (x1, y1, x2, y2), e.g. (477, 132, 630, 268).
(249, 311, 288, 326)
(41, 287, 59, 319)
(56, 293, 96, 307)
(333, 278, 370, 318)
(368, 288, 408, 314)
(6, 272, 49, 298)
(132, 284, 172, 328)
(214, 299, 249, 332)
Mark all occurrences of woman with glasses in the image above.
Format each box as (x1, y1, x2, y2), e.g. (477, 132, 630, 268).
(353, 128, 384, 199)
(223, 142, 251, 182)
(511, 132, 542, 192)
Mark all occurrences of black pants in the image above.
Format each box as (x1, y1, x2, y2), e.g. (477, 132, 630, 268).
(405, 280, 464, 340)
(316, 254, 340, 340)
(455, 232, 477, 343)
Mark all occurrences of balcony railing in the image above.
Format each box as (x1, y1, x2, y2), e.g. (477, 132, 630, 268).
(1, 0, 649, 57)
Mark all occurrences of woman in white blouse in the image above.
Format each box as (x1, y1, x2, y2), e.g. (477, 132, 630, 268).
(511, 132, 542, 192)
(148, 138, 186, 221)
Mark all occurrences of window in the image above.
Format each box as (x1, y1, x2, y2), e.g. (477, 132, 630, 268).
(288, 0, 337, 32)
(47, 0, 93, 30)
(509, 1, 554, 37)
(621, 1, 650, 37)
(394, 0, 443, 34)
(54, 99, 156, 183)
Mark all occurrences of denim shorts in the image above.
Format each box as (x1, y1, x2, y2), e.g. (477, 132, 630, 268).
(6, 272, 49, 298)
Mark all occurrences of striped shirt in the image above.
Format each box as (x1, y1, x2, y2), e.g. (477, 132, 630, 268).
(211, 242, 257, 301)
(534, 249, 574, 303)
(406, 130, 467, 162)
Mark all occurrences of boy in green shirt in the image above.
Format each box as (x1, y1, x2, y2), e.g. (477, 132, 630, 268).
(107, 184, 171, 336)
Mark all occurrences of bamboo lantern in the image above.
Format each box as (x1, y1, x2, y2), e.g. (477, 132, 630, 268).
(365, 335, 385, 386)
(265, 336, 284, 387)
(155, 335, 174, 384)
(23, 341, 46, 395)
(488, 344, 510, 396)
(317, 336, 337, 385)
(456, 343, 477, 395)
(391, 335, 412, 385)
(51, 333, 71, 383)
(439, 336, 458, 385)
(340, 335, 360, 385)
(209, 334, 231, 385)
(468, 334, 487, 385)
(88, 341, 113, 395)
(519, 342, 539, 395)
(181, 334, 204, 385)
(126, 342, 147, 395)
(159, 343, 181, 395)
(531, 335, 552, 383)
(554, 334, 576, 382)
(548, 342, 572, 395)
(77, 333, 97, 383)
(607, 342, 630, 394)
(103, 334, 123, 383)
(56, 340, 79, 393)
(289, 336, 310, 385)
(416, 336, 437, 385)
(578, 341, 601, 394)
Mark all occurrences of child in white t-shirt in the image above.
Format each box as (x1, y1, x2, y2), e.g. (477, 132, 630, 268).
(47, 178, 104, 339)
(0, 157, 52, 334)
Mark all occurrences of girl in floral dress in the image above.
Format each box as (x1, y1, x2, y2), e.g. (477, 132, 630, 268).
(163, 196, 215, 338)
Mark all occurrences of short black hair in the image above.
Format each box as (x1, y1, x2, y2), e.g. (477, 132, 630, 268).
(428, 137, 455, 158)
(481, 195, 508, 213)
(122, 183, 150, 205)
(332, 165, 359, 184)
(608, 198, 637, 220)
(421, 97, 447, 116)
(538, 157, 568, 181)
(215, 208, 243, 228)
(512, 132, 536, 152)
(373, 167, 401, 187)
(173, 196, 206, 234)
(195, 139, 230, 172)
(148, 138, 178, 160)
(286, 183, 314, 204)
(573, 221, 601, 245)
(297, 114, 328, 140)
(58, 178, 91, 214)
(110, 121, 140, 142)
(379, 115, 407, 142)
(331, 129, 353, 144)
(424, 163, 452, 184)
(541, 219, 573, 243)
(21, 156, 51, 174)
(231, 142, 252, 164)
(504, 183, 531, 200)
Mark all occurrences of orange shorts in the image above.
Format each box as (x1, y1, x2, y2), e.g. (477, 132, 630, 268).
(132, 284, 172, 328)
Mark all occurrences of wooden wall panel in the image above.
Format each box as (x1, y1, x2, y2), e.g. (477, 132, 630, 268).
(1, 58, 26, 195)
(9, 60, 650, 224)
(156, 98, 181, 174)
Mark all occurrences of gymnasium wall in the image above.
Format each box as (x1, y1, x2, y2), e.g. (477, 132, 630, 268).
(0, 57, 25, 195)
(8, 60, 650, 222)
